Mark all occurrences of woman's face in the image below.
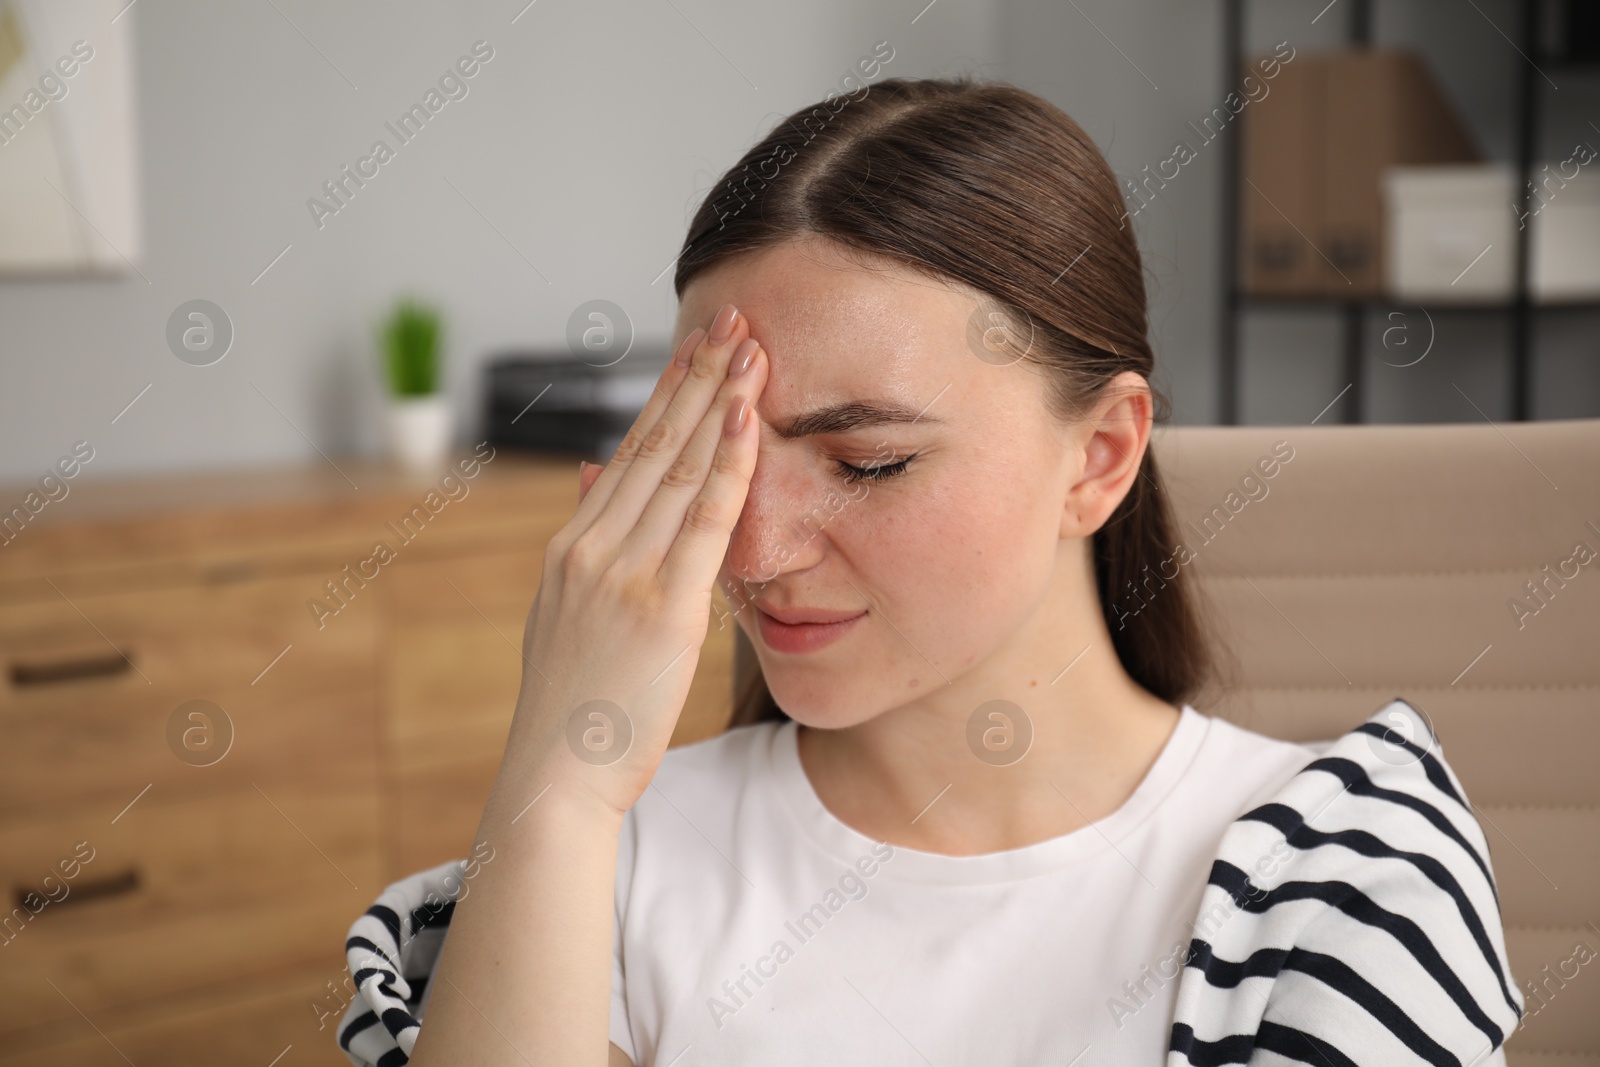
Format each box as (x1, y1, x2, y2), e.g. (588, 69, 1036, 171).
(674, 237, 1114, 732)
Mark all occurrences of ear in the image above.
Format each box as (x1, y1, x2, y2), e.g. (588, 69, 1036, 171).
(1061, 371, 1154, 539)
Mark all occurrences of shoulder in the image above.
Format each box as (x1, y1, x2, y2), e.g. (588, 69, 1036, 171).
(1177, 706, 1323, 825)
(1169, 697, 1525, 1066)
(1193, 709, 1320, 771)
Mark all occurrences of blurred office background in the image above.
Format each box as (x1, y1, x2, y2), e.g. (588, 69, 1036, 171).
(1, 0, 1597, 488)
(1, 1, 1597, 1064)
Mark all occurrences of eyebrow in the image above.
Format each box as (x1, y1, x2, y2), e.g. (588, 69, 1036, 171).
(769, 401, 944, 440)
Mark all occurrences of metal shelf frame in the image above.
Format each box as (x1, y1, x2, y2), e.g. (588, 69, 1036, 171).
(1218, 0, 1558, 423)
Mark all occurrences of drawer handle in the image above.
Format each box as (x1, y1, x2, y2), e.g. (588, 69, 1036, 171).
(201, 559, 258, 584)
(16, 868, 141, 911)
(9, 653, 133, 688)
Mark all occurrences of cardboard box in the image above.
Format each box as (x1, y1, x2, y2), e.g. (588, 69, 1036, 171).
(1240, 48, 1480, 297)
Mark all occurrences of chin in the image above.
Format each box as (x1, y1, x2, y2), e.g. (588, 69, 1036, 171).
(782, 706, 870, 732)
(763, 676, 883, 732)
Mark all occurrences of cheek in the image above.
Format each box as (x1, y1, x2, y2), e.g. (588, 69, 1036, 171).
(844, 467, 1055, 642)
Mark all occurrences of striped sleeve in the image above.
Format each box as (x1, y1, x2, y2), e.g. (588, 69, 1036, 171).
(1167, 697, 1525, 1066)
(336, 858, 470, 1067)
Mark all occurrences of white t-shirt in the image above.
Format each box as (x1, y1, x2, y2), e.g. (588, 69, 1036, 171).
(609, 705, 1319, 1066)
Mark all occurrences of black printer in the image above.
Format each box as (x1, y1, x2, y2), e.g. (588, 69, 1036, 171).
(483, 348, 672, 462)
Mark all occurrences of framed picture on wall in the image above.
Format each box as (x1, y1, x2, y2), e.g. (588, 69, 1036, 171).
(0, 0, 140, 276)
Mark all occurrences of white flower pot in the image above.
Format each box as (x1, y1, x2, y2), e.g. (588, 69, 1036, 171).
(386, 395, 452, 472)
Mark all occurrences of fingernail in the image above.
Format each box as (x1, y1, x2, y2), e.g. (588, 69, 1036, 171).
(709, 303, 740, 345)
(673, 327, 705, 368)
(724, 395, 749, 437)
(730, 338, 760, 377)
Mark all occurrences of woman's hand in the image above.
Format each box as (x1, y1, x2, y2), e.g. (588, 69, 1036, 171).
(506, 302, 768, 817)
(404, 315, 765, 1067)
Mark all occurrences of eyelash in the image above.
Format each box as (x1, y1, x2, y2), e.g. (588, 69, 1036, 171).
(834, 453, 917, 484)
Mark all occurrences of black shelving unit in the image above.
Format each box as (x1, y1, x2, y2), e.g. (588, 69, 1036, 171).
(1218, 0, 1596, 424)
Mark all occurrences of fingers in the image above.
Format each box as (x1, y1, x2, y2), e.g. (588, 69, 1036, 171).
(568, 324, 710, 530)
(656, 344, 764, 602)
(577, 461, 602, 502)
(623, 335, 767, 577)
(581, 304, 751, 549)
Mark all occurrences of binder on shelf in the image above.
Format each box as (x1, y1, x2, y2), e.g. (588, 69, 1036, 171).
(1240, 47, 1479, 298)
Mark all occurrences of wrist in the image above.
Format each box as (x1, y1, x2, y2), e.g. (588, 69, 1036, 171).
(540, 775, 632, 830)
(486, 759, 630, 837)
(500, 712, 645, 824)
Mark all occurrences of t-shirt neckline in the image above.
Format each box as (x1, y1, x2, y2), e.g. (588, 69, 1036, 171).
(765, 704, 1211, 885)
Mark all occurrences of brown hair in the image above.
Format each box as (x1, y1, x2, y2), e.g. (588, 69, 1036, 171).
(673, 74, 1213, 728)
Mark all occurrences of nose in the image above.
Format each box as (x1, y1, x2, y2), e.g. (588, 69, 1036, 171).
(723, 440, 831, 594)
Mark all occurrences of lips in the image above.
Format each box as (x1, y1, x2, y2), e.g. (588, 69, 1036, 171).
(754, 604, 866, 654)
(755, 604, 866, 625)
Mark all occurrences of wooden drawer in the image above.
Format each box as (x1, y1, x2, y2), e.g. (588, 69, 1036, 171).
(382, 548, 540, 771)
(380, 548, 738, 876)
(677, 596, 737, 745)
(385, 632, 740, 878)
(0, 962, 357, 1066)
(0, 575, 379, 818)
(390, 753, 502, 876)
(0, 783, 380, 1049)
(382, 548, 738, 768)
(0, 453, 742, 1062)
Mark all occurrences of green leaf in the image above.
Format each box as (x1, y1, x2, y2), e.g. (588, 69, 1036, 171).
(380, 298, 442, 397)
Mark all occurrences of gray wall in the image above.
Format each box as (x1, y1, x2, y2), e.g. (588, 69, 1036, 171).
(2, 0, 1595, 486)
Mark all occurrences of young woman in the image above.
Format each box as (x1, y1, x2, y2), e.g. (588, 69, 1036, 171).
(337, 76, 1521, 1066)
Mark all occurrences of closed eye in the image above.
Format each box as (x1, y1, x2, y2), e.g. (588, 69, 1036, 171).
(834, 454, 916, 484)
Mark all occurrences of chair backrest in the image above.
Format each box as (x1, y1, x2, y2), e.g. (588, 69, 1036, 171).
(1149, 417, 1598, 1063)
(731, 417, 1600, 1061)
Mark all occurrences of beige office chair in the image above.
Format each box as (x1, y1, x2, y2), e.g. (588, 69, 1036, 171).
(1153, 416, 1600, 1067)
(732, 416, 1600, 1065)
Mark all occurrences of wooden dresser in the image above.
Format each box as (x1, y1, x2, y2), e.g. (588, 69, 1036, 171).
(0, 449, 737, 1065)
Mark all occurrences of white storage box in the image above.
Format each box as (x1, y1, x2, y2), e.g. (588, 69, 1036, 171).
(1384, 162, 1600, 303)
(1529, 169, 1600, 302)
(1383, 164, 1516, 302)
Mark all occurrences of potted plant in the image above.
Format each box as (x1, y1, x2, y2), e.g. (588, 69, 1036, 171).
(379, 297, 450, 471)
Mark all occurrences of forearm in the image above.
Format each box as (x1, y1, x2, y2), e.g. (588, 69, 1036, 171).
(401, 304, 762, 1065)
(407, 742, 625, 1067)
